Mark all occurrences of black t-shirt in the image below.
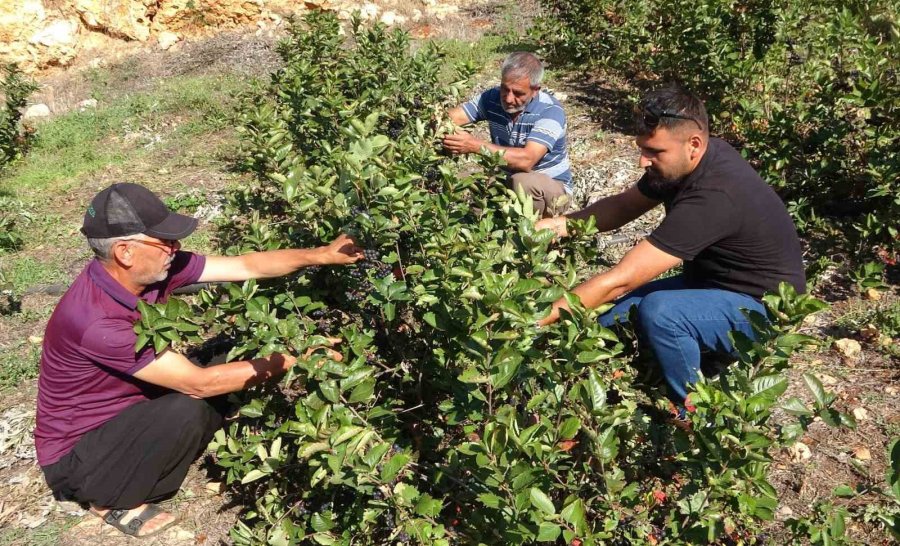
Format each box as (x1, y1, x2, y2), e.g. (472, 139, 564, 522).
(637, 137, 806, 298)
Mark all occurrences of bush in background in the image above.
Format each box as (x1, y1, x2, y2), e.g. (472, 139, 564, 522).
(534, 0, 899, 265)
(0, 64, 38, 170)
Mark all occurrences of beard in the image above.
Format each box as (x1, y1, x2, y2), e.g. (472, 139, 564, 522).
(502, 103, 526, 114)
(643, 168, 684, 197)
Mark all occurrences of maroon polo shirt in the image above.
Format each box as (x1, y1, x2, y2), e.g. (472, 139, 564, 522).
(35, 251, 206, 466)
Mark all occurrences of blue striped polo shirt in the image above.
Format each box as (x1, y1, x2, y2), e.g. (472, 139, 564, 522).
(461, 87, 572, 191)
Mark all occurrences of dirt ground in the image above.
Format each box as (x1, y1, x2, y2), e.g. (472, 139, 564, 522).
(0, 0, 897, 544)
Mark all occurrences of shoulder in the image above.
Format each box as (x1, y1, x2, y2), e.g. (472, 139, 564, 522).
(532, 92, 566, 120)
(478, 87, 501, 103)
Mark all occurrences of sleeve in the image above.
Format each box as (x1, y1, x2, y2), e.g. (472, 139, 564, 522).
(165, 251, 206, 293)
(460, 89, 492, 123)
(526, 105, 566, 150)
(647, 190, 738, 261)
(79, 318, 156, 376)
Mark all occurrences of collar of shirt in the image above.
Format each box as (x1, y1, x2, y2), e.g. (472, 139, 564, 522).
(87, 259, 140, 310)
(522, 93, 541, 114)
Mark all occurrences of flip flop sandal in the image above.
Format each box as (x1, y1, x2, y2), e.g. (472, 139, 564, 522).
(102, 504, 178, 538)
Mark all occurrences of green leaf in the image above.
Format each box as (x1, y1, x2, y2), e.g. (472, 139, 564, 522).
(318, 380, 340, 403)
(888, 438, 900, 499)
(832, 484, 855, 497)
(311, 512, 334, 532)
(536, 522, 561, 541)
(596, 426, 618, 462)
(803, 373, 827, 407)
(348, 377, 375, 403)
(135, 332, 150, 352)
(478, 493, 502, 509)
(781, 397, 813, 416)
(240, 469, 267, 484)
(558, 416, 581, 440)
(381, 453, 410, 482)
(152, 335, 170, 354)
(529, 487, 556, 516)
(414, 494, 443, 517)
(490, 348, 523, 388)
(560, 499, 586, 534)
(586, 371, 606, 413)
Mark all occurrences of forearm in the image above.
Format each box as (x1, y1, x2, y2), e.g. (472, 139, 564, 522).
(567, 195, 634, 232)
(192, 354, 292, 398)
(240, 247, 329, 278)
(481, 142, 537, 171)
(541, 273, 630, 325)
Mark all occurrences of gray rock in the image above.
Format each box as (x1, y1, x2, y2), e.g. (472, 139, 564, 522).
(23, 103, 51, 119)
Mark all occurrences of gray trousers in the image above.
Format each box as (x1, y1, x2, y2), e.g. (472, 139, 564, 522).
(509, 172, 570, 217)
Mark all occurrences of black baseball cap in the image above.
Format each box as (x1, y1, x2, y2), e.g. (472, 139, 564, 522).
(81, 183, 198, 240)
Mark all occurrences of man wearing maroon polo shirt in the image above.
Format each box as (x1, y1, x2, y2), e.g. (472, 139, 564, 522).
(36, 183, 363, 537)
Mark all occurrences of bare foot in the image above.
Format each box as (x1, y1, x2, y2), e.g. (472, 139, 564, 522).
(91, 503, 177, 537)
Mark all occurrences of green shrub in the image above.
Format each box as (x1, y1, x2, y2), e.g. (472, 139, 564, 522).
(135, 13, 865, 544)
(0, 64, 39, 169)
(0, 196, 31, 254)
(534, 0, 900, 263)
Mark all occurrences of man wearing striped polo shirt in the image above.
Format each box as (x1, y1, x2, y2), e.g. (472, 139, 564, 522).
(443, 51, 572, 217)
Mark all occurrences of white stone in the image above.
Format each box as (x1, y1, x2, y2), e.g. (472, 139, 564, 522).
(23, 103, 50, 119)
(834, 338, 862, 360)
(157, 31, 179, 51)
(777, 505, 794, 518)
(77, 98, 98, 110)
(852, 407, 869, 421)
(788, 441, 811, 462)
(30, 19, 77, 47)
(360, 3, 379, 21)
(380, 11, 396, 25)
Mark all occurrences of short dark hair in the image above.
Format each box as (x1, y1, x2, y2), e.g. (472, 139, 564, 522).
(634, 86, 709, 136)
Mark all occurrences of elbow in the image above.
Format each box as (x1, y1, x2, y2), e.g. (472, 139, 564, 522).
(513, 157, 540, 172)
(183, 369, 219, 399)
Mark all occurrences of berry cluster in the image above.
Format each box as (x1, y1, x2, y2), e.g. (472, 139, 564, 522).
(342, 248, 394, 305)
(423, 166, 441, 193)
(386, 118, 405, 140)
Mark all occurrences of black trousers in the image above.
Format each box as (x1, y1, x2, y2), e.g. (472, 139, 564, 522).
(42, 392, 225, 509)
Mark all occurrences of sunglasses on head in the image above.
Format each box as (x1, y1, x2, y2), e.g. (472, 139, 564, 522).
(639, 103, 704, 131)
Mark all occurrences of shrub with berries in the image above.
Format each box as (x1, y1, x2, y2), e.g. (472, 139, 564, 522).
(133, 12, 876, 545)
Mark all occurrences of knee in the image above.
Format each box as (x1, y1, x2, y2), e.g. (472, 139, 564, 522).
(158, 394, 221, 430)
(635, 292, 679, 332)
(510, 173, 543, 196)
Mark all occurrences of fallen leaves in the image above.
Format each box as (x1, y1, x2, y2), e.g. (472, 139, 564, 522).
(852, 446, 871, 461)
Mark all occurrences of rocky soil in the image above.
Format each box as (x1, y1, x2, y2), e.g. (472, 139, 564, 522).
(1, 0, 480, 72)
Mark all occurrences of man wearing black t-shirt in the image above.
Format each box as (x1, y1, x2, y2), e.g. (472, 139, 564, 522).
(535, 86, 805, 407)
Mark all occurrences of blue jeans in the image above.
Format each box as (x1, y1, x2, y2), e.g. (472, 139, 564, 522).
(599, 276, 768, 404)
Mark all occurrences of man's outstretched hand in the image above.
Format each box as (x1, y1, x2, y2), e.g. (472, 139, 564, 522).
(321, 234, 364, 265)
(534, 216, 568, 239)
(442, 131, 483, 155)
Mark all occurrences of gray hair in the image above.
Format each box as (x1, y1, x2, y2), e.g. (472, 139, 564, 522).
(500, 52, 544, 87)
(87, 234, 135, 261)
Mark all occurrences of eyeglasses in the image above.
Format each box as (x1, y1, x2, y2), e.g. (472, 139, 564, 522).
(122, 238, 181, 254)
(638, 103, 704, 131)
